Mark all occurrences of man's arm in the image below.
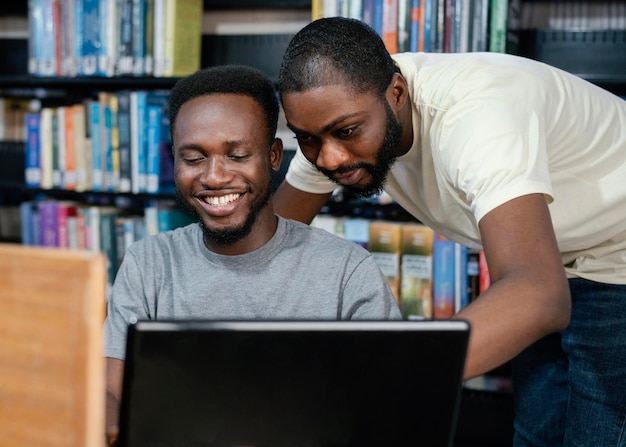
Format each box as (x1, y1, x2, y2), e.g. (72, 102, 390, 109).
(455, 193, 571, 379)
(273, 180, 332, 225)
(105, 357, 125, 447)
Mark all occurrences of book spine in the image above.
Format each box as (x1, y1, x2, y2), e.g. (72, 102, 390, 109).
(20, 201, 38, 245)
(432, 232, 455, 318)
(73, 104, 88, 192)
(25, 112, 41, 188)
(368, 221, 403, 307)
(145, 104, 161, 193)
(63, 105, 77, 190)
(39, 201, 59, 247)
(152, 0, 165, 77)
(28, 0, 43, 75)
(400, 223, 434, 319)
(117, 0, 134, 75)
(116, 90, 132, 193)
(131, 0, 146, 75)
(51, 109, 62, 188)
(143, 0, 154, 75)
(89, 100, 103, 191)
(130, 90, 147, 193)
(81, 0, 101, 76)
(489, 0, 508, 52)
(39, 108, 54, 189)
(453, 242, 469, 312)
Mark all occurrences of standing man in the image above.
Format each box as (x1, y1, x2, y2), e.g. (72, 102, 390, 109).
(273, 17, 626, 447)
(104, 64, 401, 446)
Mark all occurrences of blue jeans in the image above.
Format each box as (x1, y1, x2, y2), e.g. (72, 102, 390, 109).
(512, 278, 626, 447)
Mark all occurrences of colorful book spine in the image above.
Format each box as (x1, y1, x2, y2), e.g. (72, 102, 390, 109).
(24, 112, 41, 188)
(145, 104, 161, 193)
(63, 105, 77, 190)
(489, 0, 508, 52)
(382, 0, 399, 54)
(131, 0, 147, 75)
(454, 242, 469, 312)
(130, 90, 147, 193)
(81, 0, 101, 75)
(163, 0, 203, 77)
(89, 100, 103, 191)
(39, 201, 59, 247)
(116, 90, 132, 192)
(432, 232, 455, 319)
(400, 223, 434, 319)
(20, 201, 40, 246)
(369, 220, 403, 307)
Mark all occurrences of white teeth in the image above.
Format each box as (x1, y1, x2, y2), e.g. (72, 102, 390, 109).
(204, 193, 241, 206)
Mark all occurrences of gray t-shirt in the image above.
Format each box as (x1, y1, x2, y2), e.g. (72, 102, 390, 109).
(105, 216, 402, 359)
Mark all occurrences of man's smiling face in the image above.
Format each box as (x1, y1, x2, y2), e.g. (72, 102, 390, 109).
(173, 93, 280, 251)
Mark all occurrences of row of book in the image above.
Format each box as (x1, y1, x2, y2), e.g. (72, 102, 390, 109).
(312, 0, 511, 54)
(19, 198, 194, 285)
(311, 215, 491, 320)
(22, 89, 175, 195)
(28, 0, 203, 78)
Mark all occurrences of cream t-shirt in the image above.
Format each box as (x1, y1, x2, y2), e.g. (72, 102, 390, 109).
(285, 51, 626, 284)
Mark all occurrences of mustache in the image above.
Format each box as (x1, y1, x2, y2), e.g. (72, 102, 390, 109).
(318, 162, 373, 178)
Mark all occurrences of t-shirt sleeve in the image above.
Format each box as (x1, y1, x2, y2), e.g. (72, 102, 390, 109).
(284, 147, 339, 194)
(103, 247, 151, 360)
(438, 98, 554, 223)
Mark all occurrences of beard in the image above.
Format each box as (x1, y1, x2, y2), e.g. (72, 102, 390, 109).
(318, 101, 403, 198)
(177, 180, 272, 246)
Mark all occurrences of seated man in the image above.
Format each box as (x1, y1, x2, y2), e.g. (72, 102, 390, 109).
(104, 64, 402, 445)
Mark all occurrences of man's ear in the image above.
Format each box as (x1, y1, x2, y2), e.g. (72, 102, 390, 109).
(270, 138, 284, 171)
(387, 72, 410, 111)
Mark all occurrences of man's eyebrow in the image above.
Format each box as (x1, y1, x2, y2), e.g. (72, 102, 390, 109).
(287, 112, 362, 135)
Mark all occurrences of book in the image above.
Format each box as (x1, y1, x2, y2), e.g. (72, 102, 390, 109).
(63, 105, 77, 190)
(382, 0, 399, 54)
(368, 220, 403, 306)
(432, 232, 455, 319)
(131, 0, 147, 75)
(162, 0, 203, 77)
(152, 0, 166, 76)
(39, 201, 60, 247)
(489, 0, 508, 53)
(130, 90, 147, 193)
(88, 99, 103, 191)
(143, 0, 155, 75)
(51, 108, 62, 188)
(24, 112, 41, 188)
(116, 90, 133, 193)
(145, 103, 162, 194)
(397, 0, 411, 53)
(454, 242, 469, 312)
(28, 0, 44, 75)
(400, 223, 434, 319)
(100, 210, 120, 285)
(56, 201, 78, 248)
(117, 0, 134, 75)
(39, 108, 54, 189)
(81, 0, 102, 75)
(72, 103, 89, 192)
(19, 201, 41, 246)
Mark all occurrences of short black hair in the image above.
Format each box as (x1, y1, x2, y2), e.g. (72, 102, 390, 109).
(169, 64, 279, 143)
(278, 17, 397, 98)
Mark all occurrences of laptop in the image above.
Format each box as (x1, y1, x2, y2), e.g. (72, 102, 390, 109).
(118, 320, 470, 447)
